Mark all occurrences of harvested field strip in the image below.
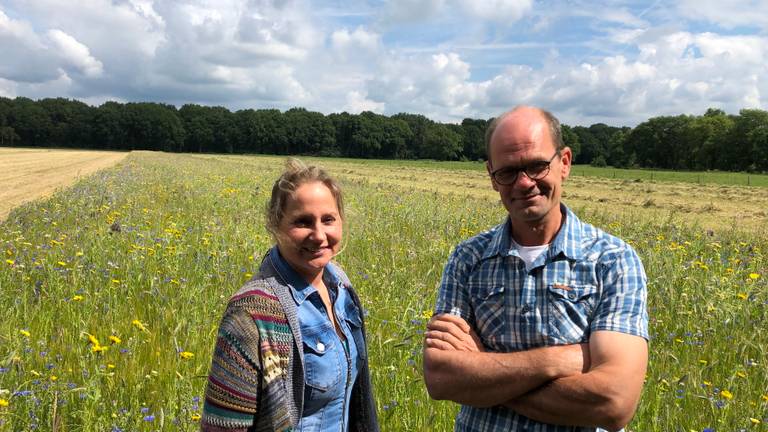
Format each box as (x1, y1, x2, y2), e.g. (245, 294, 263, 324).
(0, 148, 129, 220)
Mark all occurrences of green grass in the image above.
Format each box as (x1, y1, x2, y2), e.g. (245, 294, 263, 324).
(0, 152, 766, 431)
(567, 165, 768, 187)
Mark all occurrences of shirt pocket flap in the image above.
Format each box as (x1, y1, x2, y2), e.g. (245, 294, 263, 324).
(475, 284, 506, 301)
(302, 326, 337, 356)
(547, 283, 598, 302)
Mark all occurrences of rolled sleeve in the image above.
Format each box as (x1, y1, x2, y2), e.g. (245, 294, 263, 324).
(434, 245, 475, 323)
(590, 246, 649, 340)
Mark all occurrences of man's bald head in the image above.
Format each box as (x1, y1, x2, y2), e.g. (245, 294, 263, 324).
(484, 106, 565, 164)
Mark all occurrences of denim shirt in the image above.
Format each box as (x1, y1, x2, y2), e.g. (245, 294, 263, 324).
(269, 247, 363, 432)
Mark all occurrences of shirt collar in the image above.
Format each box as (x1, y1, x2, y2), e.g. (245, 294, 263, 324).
(482, 204, 582, 261)
(548, 204, 582, 261)
(482, 217, 512, 260)
(268, 246, 343, 305)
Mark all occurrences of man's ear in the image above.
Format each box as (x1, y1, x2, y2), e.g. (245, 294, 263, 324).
(559, 147, 572, 181)
(486, 160, 499, 192)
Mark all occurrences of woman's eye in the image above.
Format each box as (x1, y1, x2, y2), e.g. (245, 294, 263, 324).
(294, 218, 312, 227)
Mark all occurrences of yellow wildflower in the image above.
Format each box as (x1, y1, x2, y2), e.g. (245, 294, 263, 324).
(698, 359, 708, 366)
(762, 394, 768, 402)
(86, 333, 100, 346)
(132, 319, 148, 332)
(180, 351, 194, 360)
(750, 418, 761, 425)
(720, 389, 733, 400)
(91, 344, 108, 354)
(703, 381, 712, 387)
(50, 375, 58, 381)
(5, 259, 14, 265)
(107, 364, 115, 369)
(736, 371, 746, 378)
(72, 295, 84, 301)
(109, 335, 122, 344)
(57, 261, 67, 266)
(191, 413, 201, 421)
(111, 279, 121, 284)
(737, 293, 748, 300)
(20, 329, 31, 337)
(0, 399, 8, 407)
(749, 273, 760, 280)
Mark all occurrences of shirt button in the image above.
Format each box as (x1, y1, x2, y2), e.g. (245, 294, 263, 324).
(316, 342, 325, 353)
(568, 293, 577, 300)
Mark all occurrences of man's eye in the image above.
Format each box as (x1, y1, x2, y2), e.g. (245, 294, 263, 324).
(499, 168, 520, 176)
(527, 162, 548, 173)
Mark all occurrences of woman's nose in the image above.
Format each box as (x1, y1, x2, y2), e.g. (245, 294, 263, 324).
(308, 222, 326, 241)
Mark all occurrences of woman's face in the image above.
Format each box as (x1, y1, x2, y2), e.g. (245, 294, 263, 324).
(276, 181, 342, 282)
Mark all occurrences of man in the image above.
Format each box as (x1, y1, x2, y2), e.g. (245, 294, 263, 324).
(423, 106, 648, 432)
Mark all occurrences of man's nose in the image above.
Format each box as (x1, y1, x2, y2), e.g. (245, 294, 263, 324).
(513, 170, 537, 188)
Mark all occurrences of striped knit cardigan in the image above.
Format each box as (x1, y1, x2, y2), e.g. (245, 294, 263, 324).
(201, 252, 379, 432)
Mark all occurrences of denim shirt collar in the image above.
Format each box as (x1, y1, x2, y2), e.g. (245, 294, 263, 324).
(268, 246, 343, 306)
(482, 204, 582, 262)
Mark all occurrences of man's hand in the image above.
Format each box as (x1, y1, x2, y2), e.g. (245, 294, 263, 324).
(425, 313, 484, 352)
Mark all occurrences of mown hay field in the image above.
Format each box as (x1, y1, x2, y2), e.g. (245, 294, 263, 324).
(0, 151, 766, 431)
(0, 148, 129, 221)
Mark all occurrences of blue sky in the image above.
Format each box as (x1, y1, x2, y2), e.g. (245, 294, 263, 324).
(1, 0, 766, 126)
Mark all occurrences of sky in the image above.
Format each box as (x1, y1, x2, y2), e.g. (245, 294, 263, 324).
(1, 0, 766, 127)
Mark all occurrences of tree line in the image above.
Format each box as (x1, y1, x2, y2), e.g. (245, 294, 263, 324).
(1, 97, 766, 172)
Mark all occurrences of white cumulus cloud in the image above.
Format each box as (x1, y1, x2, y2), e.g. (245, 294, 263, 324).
(47, 29, 104, 77)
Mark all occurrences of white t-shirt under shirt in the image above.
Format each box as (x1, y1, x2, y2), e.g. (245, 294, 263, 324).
(510, 237, 549, 271)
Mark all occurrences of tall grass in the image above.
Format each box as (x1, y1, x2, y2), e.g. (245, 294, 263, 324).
(0, 152, 765, 431)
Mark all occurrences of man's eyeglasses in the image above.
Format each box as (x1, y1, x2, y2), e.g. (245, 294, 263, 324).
(490, 151, 560, 185)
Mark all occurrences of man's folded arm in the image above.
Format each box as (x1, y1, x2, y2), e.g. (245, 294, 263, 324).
(422, 314, 588, 408)
(505, 330, 648, 432)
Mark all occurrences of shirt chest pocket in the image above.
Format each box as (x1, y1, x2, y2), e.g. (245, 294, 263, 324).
(343, 303, 367, 361)
(469, 285, 507, 348)
(302, 326, 343, 398)
(546, 283, 599, 343)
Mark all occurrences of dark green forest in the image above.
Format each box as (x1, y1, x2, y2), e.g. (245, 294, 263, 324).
(1, 97, 767, 172)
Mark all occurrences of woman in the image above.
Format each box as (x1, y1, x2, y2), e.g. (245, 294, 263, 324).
(201, 159, 378, 432)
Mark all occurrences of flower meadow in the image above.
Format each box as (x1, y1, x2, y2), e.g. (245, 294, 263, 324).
(1, 151, 766, 431)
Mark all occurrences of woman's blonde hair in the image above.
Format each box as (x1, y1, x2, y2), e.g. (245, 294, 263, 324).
(265, 158, 344, 238)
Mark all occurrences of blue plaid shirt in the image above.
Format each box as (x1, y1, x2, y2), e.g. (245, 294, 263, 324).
(434, 205, 648, 432)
